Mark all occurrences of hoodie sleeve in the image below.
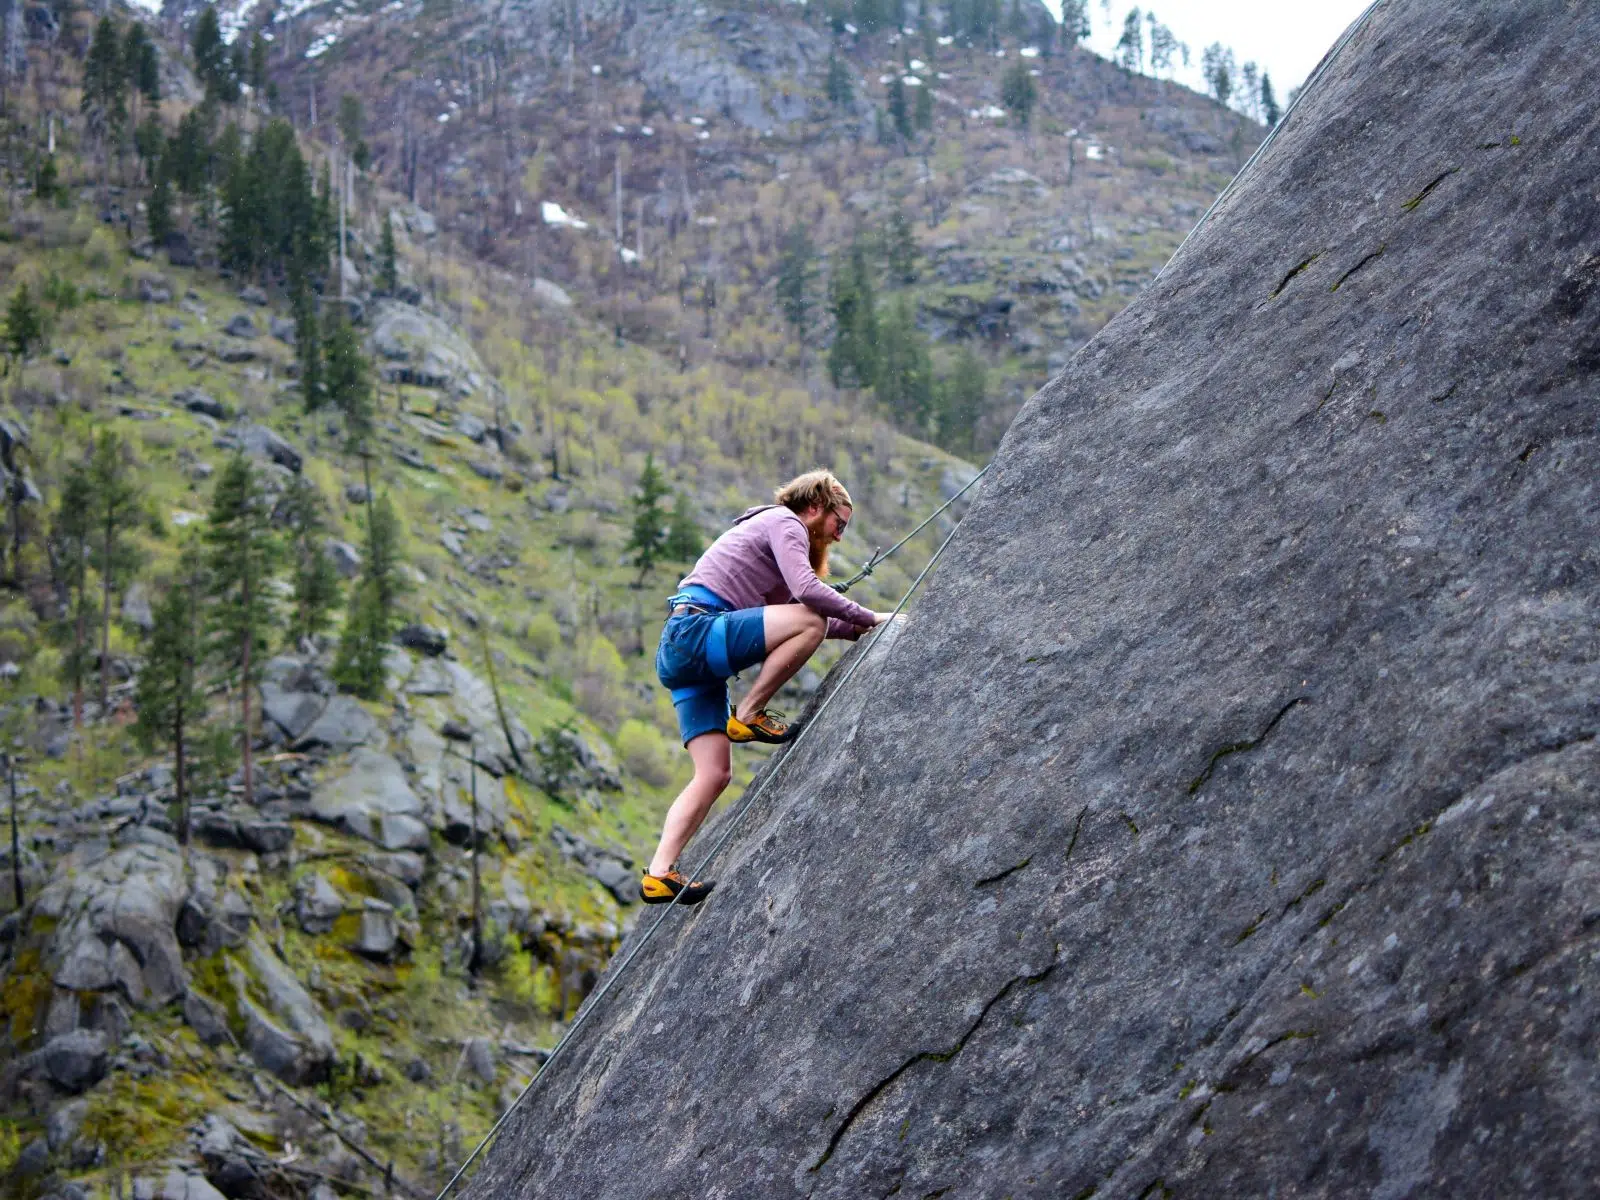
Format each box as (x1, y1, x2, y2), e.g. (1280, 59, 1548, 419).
(770, 514, 878, 628)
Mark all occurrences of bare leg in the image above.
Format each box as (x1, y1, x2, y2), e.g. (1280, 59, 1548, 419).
(649, 732, 732, 875)
(734, 604, 824, 723)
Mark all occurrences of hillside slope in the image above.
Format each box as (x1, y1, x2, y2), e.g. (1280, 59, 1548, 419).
(466, 2, 1600, 1196)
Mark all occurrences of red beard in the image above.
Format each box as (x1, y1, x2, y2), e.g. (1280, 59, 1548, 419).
(806, 515, 831, 579)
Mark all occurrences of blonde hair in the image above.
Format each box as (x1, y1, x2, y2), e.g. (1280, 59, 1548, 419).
(774, 469, 853, 515)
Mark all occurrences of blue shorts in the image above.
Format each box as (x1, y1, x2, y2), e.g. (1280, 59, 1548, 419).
(656, 585, 769, 744)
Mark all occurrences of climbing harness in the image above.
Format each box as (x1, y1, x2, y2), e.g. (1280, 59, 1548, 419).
(832, 463, 991, 594)
(1153, 0, 1384, 282)
(433, 479, 985, 1200)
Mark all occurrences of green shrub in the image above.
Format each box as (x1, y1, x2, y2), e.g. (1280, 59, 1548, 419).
(616, 718, 675, 788)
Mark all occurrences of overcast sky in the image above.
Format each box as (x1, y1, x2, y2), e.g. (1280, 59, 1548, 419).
(1041, 0, 1375, 103)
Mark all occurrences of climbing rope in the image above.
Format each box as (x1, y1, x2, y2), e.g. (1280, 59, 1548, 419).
(832, 463, 991, 594)
(433, 484, 984, 1200)
(1153, 0, 1384, 282)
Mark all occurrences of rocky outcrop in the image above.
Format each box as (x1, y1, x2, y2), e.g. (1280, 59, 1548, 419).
(469, 5, 1600, 1197)
(368, 301, 488, 396)
(310, 748, 431, 852)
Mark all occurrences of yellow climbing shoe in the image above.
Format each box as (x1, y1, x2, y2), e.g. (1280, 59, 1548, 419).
(639, 867, 715, 906)
(727, 708, 792, 744)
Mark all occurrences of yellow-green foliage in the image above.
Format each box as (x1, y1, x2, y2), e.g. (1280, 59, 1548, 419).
(2, 947, 49, 1044)
(0, 1121, 22, 1175)
(520, 611, 561, 658)
(615, 719, 677, 789)
(81, 1066, 223, 1163)
(81, 226, 121, 271)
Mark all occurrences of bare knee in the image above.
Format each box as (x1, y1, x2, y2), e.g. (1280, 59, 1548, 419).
(801, 608, 826, 644)
(696, 762, 732, 793)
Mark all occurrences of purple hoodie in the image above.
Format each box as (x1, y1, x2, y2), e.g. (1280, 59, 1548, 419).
(679, 505, 876, 639)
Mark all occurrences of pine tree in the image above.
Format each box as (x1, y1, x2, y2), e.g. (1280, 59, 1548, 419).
(663, 492, 702, 563)
(913, 81, 933, 132)
(281, 475, 340, 646)
(51, 456, 95, 729)
(874, 296, 935, 432)
(827, 242, 878, 389)
(337, 93, 370, 171)
(627, 453, 670, 583)
(148, 170, 174, 245)
(1061, 0, 1092, 42)
(937, 344, 987, 455)
(82, 17, 128, 147)
(193, 6, 237, 105)
(290, 269, 322, 410)
(378, 212, 399, 295)
(1202, 43, 1235, 106)
(1115, 8, 1144, 73)
(883, 208, 917, 284)
(332, 496, 404, 698)
(1001, 61, 1038, 128)
(1260, 72, 1281, 126)
(4, 283, 45, 368)
(887, 76, 911, 140)
(89, 431, 142, 716)
(203, 455, 280, 806)
(776, 224, 817, 356)
(134, 550, 205, 846)
(826, 53, 853, 106)
(322, 312, 374, 450)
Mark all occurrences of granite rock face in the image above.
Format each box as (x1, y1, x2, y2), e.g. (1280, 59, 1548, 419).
(470, 4, 1600, 1198)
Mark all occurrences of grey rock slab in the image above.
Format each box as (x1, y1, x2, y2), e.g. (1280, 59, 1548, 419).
(469, 6, 1600, 1198)
(46, 1098, 88, 1150)
(222, 313, 258, 338)
(183, 989, 232, 1047)
(178, 388, 228, 420)
(240, 933, 334, 1072)
(237, 285, 268, 307)
(234, 424, 303, 473)
(35, 842, 187, 1009)
(368, 301, 488, 394)
(161, 1169, 228, 1200)
(292, 695, 379, 752)
(295, 872, 344, 935)
(121, 580, 155, 631)
(37, 1029, 109, 1093)
(260, 683, 323, 742)
(310, 748, 430, 851)
(353, 899, 400, 961)
(325, 539, 361, 579)
(397, 624, 449, 657)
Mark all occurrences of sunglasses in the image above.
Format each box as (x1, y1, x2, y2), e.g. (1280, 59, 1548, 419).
(832, 510, 849, 535)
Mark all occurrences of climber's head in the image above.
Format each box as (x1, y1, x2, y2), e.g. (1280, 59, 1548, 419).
(776, 469, 853, 577)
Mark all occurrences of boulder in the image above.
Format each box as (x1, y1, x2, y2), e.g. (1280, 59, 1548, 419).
(234, 424, 302, 473)
(178, 389, 229, 420)
(455, 413, 488, 443)
(45, 1098, 88, 1150)
(165, 231, 195, 267)
(465, 1037, 498, 1084)
(222, 313, 258, 339)
(469, 459, 505, 482)
(367, 300, 488, 395)
(33, 842, 187, 1009)
(325, 539, 361, 579)
(237, 285, 268, 306)
(294, 873, 345, 935)
(352, 899, 402, 961)
(310, 748, 430, 851)
(397, 623, 449, 656)
(183, 989, 232, 1046)
(160, 1169, 228, 1200)
(36, 1029, 108, 1093)
(234, 935, 333, 1083)
(270, 316, 297, 345)
(467, 6, 1600, 1198)
(121, 580, 155, 632)
(292, 696, 379, 752)
(531, 278, 573, 309)
(137, 274, 172, 304)
(549, 826, 635, 906)
(344, 482, 370, 505)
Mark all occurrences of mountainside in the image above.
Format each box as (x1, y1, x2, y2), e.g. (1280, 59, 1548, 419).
(467, 2, 1600, 1196)
(220, 0, 1261, 450)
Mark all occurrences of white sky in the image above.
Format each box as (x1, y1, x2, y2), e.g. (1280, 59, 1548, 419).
(1041, 0, 1374, 102)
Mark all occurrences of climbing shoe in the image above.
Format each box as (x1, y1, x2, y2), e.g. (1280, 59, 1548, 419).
(727, 708, 792, 744)
(639, 867, 716, 906)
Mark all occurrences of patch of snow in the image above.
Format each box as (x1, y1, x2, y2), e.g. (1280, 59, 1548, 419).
(124, 0, 162, 13)
(436, 113, 450, 123)
(306, 34, 338, 59)
(618, 247, 639, 264)
(274, 0, 324, 23)
(695, 216, 719, 226)
(937, 35, 953, 46)
(689, 116, 707, 126)
(220, 0, 261, 44)
(696, 130, 710, 140)
(902, 75, 922, 86)
(591, 64, 602, 75)
(994, 49, 1006, 58)
(171, 510, 203, 527)
(879, 74, 894, 84)
(640, 126, 654, 136)
(971, 104, 1006, 120)
(937, 72, 952, 80)
(613, 124, 626, 134)
(1030, 69, 1041, 77)
(1085, 144, 1104, 160)
(909, 58, 925, 70)
(542, 201, 589, 230)
(843, 22, 857, 33)
(1020, 46, 1039, 58)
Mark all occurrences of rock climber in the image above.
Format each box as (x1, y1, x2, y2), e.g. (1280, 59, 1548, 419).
(640, 469, 895, 906)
